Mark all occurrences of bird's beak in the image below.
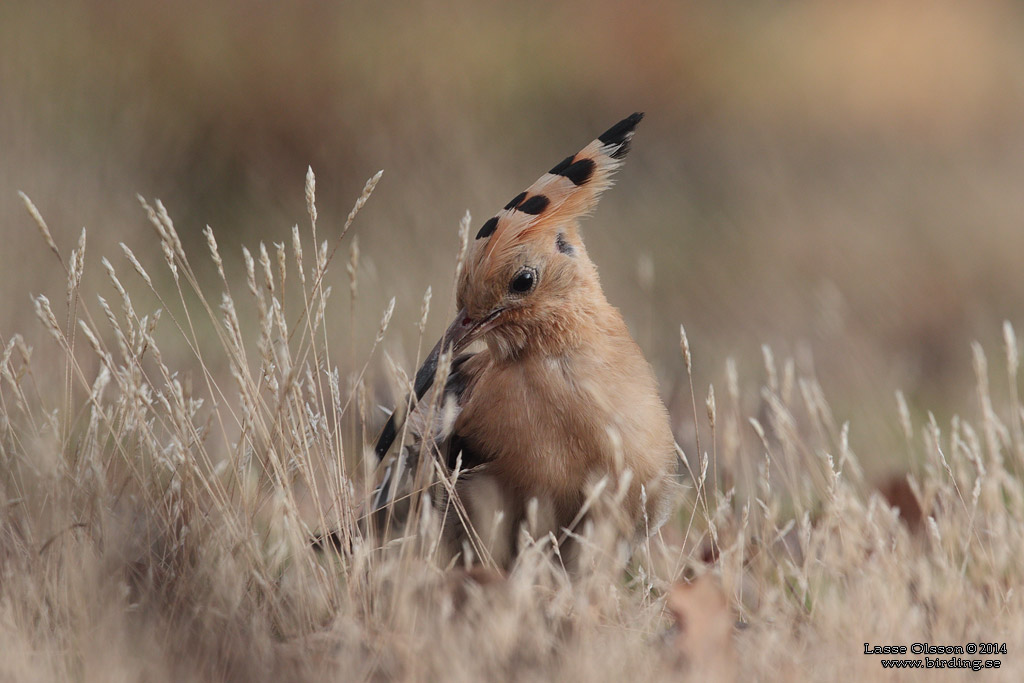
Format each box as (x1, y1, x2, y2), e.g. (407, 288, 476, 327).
(438, 307, 479, 357)
(373, 307, 501, 461)
(415, 306, 503, 398)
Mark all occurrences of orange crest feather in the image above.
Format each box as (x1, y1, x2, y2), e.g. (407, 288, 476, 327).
(470, 113, 644, 274)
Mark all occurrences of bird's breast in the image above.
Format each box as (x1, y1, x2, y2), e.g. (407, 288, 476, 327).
(456, 347, 671, 511)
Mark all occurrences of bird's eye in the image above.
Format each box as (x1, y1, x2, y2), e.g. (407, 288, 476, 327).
(509, 268, 537, 294)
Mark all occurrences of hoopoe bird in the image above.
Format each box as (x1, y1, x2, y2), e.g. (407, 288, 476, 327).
(373, 113, 678, 567)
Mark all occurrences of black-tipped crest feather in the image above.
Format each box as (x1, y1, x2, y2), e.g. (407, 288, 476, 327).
(559, 158, 595, 185)
(516, 195, 550, 215)
(598, 112, 644, 147)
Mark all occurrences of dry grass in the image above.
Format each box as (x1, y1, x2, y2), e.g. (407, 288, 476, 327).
(2, 176, 1023, 682)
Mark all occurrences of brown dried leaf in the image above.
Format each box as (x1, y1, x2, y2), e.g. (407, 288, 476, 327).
(666, 576, 736, 681)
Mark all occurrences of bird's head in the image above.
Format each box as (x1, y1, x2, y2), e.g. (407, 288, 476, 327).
(440, 113, 645, 362)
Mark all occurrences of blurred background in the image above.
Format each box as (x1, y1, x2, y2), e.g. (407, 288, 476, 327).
(3, 0, 1024, 479)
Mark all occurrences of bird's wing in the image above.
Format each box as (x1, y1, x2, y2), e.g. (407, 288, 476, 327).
(371, 351, 484, 513)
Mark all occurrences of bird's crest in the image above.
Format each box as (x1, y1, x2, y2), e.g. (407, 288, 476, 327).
(469, 113, 644, 277)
